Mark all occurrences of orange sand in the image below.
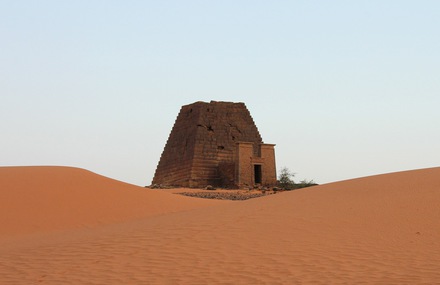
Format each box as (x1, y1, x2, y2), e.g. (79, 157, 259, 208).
(0, 166, 228, 238)
(1, 166, 440, 284)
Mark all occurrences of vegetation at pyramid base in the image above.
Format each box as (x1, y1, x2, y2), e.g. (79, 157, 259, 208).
(277, 167, 318, 190)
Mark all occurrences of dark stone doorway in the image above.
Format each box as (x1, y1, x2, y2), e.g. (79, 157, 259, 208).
(254, 164, 262, 184)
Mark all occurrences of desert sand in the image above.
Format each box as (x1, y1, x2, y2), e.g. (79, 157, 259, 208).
(1, 166, 439, 284)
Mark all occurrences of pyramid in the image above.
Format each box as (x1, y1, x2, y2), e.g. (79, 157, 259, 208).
(152, 101, 276, 188)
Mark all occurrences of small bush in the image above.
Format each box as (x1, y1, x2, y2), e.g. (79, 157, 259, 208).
(277, 167, 318, 190)
(278, 167, 295, 190)
(296, 179, 318, 189)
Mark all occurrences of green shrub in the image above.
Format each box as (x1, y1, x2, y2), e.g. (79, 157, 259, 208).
(278, 167, 295, 190)
(277, 167, 318, 190)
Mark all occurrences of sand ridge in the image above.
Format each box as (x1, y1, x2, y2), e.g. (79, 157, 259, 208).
(1, 166, 440, 284)
(0, 166, 230, 238)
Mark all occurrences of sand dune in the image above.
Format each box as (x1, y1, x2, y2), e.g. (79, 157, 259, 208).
(0, 166, 229, 237)
(1, 166, 440, 284)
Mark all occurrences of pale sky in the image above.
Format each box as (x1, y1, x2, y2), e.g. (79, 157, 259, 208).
(1, 1, 439, 186)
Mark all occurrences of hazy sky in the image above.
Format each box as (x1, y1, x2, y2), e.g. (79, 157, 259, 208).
(1, 1, 439, 186)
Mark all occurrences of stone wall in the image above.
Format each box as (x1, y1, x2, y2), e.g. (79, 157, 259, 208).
(260, 144, 277, 186)
(235, 142, 254, 188)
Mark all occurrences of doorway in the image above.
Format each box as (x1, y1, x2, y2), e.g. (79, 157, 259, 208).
(254, 164, 262, 184)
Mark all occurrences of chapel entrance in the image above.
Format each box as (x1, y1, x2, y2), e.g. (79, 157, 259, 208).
(254, 164, 262, 184)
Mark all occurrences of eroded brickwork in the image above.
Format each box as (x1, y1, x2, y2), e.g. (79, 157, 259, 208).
(152, 101, 276, 188)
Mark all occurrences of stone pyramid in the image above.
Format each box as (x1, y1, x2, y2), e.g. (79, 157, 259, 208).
(152, 101, 276, 188)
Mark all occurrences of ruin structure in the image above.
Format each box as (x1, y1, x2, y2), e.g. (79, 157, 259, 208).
(152, 101, 276, 188)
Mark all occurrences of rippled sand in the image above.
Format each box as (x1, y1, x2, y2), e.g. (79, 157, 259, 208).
(1, 166, 439, 284)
